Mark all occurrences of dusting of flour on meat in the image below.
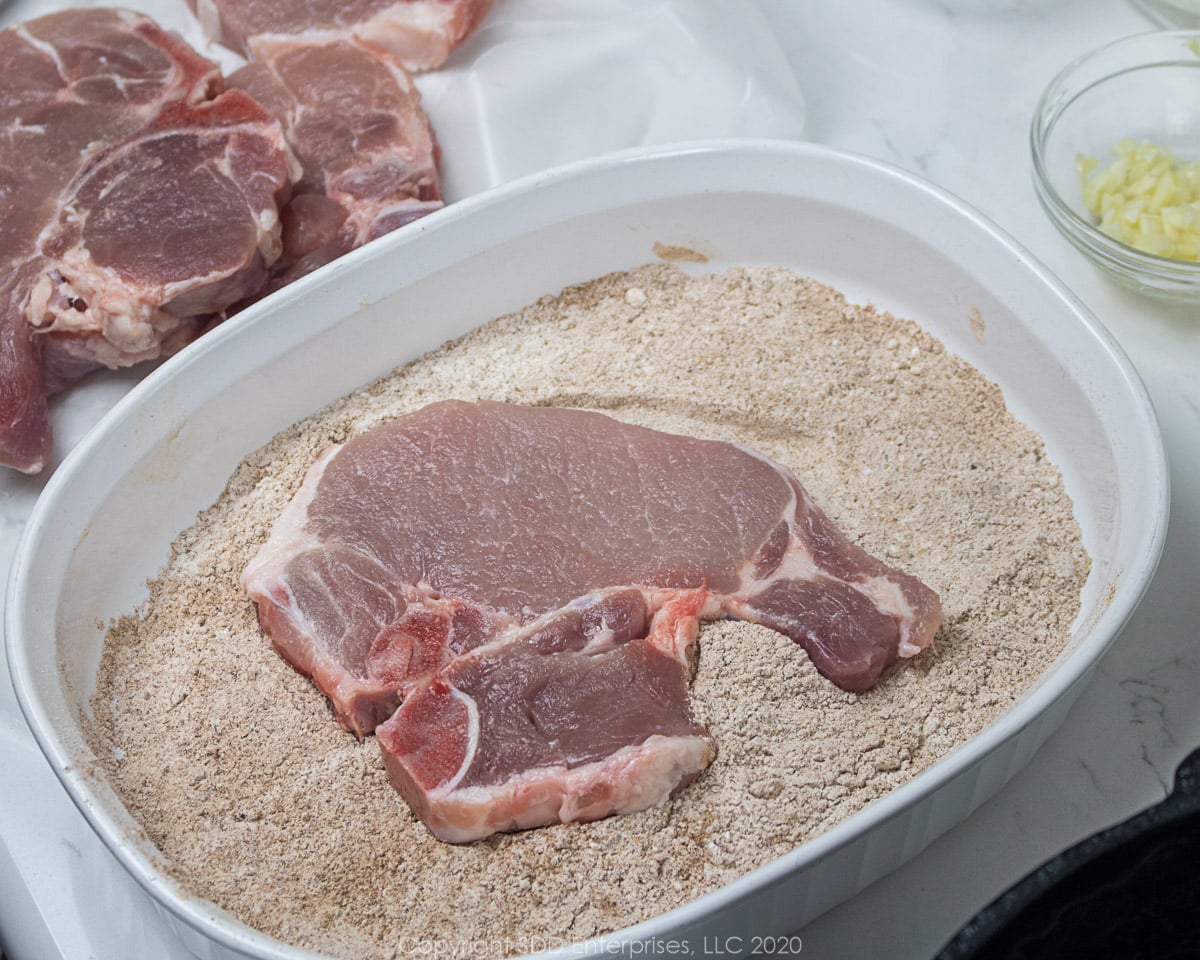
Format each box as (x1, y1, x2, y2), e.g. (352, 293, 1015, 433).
(86, 264, 1089, 959)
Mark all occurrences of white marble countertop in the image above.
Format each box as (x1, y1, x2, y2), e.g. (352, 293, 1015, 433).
(2, 1, 1198, 958)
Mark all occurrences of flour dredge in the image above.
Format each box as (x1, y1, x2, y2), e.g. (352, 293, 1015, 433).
(87, 264, 1089, 959)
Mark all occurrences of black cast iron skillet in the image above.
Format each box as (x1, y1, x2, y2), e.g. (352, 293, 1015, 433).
(934, 745, 1200, 960)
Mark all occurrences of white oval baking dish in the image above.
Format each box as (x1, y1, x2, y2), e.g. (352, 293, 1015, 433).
(5, 140, 1168, 960)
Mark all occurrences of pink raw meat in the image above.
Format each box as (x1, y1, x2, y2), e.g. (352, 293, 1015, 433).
(187, 0, 491, 72)
(229, 35, 443, 285)
(0, 8, 295, 473)
(377, 587, 716, 842)
(242, 400, 943, 841)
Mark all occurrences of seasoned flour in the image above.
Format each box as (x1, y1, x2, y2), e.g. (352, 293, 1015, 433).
(87, 265, 1088, 959)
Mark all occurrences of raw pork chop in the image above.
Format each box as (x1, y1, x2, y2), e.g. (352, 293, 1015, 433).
(0, 8, 294, 473)
(229, 35, 442, 285)
(243, 401, 943, 841)
(188, 0, 492, 72)
(378, 588, 715, 842)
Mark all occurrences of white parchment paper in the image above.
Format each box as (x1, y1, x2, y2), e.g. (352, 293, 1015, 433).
(418, 0, 807, 197)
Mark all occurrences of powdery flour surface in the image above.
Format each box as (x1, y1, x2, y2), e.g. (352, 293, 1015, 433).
(87, 265, 1089, 959)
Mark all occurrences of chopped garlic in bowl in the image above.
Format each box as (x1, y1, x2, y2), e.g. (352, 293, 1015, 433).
(1078, 140, 1200, 262)
(1031, 30, 1200, 302)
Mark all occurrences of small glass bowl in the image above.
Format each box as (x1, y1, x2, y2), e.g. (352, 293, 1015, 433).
(1031, 30, 1200, 302)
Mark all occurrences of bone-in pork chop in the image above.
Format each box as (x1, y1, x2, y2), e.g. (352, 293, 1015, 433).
(243, 400, 943, 841)
(229, 35, 443, 286)
(188, 0, 492, 72)
(0, 9, 294, 473)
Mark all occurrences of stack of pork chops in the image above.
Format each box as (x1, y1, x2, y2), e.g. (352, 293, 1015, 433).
(243, 401, 944, 843)
(0, 0, 489, 473)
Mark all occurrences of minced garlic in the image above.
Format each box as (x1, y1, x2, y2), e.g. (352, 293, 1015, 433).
(1077, 139, 1200, 262)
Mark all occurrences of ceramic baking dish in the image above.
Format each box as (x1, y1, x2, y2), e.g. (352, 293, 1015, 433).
(5, 140, 1168, 960)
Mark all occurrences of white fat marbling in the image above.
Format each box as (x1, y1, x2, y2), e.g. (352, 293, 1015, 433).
(2, 1, 1198, 958)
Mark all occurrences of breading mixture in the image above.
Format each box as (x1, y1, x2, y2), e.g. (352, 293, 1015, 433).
(87, 264, 1089, 959)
